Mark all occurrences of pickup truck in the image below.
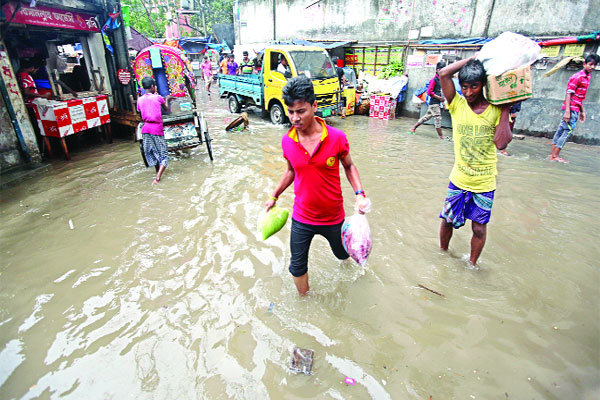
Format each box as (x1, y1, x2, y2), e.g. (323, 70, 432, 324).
(218, 45, 342, 124)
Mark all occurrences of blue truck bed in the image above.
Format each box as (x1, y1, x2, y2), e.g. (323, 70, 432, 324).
(218, 73, 264, 107)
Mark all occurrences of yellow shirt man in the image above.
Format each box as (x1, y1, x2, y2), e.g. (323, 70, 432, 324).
(447, 94, 501, 192)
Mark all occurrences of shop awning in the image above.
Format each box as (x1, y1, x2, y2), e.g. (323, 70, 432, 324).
(128, 27, 153, 52)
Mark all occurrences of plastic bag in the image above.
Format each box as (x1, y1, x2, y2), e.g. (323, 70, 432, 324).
(341, 212, 372, 267)
(411, 95, 424, 104)
(476, 32, 541, 76)
(259, 206, 289, 240)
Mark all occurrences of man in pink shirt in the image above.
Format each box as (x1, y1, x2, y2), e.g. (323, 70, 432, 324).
(200, 55, 213, 95)
(549, 54, 599, 163)
(137, 77, 173, 184)
(265, 76, 370, 295)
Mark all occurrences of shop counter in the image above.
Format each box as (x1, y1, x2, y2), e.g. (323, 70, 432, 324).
(32, 95, 111, 160)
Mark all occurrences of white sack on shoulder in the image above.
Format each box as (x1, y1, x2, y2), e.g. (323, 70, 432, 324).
(476, 32, 541, 76)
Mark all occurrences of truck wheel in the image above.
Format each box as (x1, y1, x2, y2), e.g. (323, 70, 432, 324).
(270, 103, 286, 124)
(228, 95, 241, 113)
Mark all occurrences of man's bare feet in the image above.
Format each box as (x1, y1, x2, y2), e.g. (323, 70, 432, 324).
(153, 178, 160, 184)
(409, 127, 416, 134)
(499, 149, 511, 156)
(556, 157, 569, 164)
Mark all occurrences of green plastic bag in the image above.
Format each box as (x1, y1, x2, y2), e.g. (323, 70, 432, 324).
(260, 206, 289, 240)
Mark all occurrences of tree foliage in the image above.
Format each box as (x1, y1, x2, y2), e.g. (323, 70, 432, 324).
(126, 0, 168, 38)
(125, 0, 233, 39)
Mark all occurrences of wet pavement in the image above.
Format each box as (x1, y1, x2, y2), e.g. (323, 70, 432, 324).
(1, 93, 599, 399)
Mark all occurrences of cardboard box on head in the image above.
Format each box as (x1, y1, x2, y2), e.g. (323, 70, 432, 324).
(485, 65, 532, 105)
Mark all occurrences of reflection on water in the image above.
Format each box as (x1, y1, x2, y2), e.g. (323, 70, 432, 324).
(1, 96, 599, 399)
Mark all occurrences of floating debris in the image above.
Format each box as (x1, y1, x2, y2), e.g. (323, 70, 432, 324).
(289, 347, 314, 375)
(225, 112, 249, 131)
(344, 377, 355, 385)
(68, 219, 74, 230)
(418, 284, 444, 297)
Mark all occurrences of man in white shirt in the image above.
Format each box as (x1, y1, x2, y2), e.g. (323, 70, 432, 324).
(277, 57, 290, 75)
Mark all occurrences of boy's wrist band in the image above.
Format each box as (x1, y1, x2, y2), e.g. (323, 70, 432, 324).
(270, 195, 278, 201)
(355, 190, 365, 197)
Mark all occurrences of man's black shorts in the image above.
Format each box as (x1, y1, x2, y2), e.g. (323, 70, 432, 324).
(289, 218, 349, 277)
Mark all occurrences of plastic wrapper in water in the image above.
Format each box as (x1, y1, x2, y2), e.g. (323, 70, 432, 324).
(476, 32, 541, 76)
(289, 347, 314, 375)
(341, 212, 372, 267)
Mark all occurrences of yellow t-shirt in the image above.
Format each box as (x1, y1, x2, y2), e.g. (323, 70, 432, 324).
(447, 94, 501, 192)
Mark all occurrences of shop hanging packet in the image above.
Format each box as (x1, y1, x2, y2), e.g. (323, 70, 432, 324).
(260, 206, 290, 240)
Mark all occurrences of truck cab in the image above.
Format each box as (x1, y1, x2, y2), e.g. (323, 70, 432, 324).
(219, 45, 342, 124)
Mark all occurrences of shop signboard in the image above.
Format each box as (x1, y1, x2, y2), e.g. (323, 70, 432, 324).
(540, 45, 560, 58)
(2, 2, 100, 32)
(117, 69, 131, 85)
(425, 54, 442, 66)
(562, 44, 585, 57)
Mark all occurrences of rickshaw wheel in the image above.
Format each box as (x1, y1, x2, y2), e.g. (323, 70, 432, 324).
(139, 140, 149, 168)
(228, 95, 241, 113)
(204, 130, 214, 161)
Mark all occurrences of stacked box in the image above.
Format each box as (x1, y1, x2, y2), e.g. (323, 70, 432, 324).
(485, 65, 532, 105)
(369, 93, 396, 120)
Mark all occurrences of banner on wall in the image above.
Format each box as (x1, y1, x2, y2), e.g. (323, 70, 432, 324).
(406, 55, 424, 69)
(2, 1, 99, 32)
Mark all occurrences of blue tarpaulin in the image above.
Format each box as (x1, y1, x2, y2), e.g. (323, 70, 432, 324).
(179, 35, 212, 53)
(418, 38, 491, 45)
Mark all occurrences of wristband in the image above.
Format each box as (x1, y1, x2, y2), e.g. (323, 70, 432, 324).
(269, 195, 278, 201)
(354, 190, 365, 197)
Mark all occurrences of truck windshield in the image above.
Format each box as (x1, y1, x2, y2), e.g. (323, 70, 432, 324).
(289, 51, 336, 79)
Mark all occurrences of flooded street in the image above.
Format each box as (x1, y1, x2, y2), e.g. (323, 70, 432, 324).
(1, 96, 599, 399)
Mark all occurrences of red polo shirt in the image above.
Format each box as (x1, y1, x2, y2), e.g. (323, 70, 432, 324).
(282, 117, 349, 225)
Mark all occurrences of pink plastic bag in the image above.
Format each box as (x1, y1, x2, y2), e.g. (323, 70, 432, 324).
(341, 213, 372, 266)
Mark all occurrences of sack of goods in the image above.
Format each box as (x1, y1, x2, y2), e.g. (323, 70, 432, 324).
(260, 206, 289, 240)
(341, 212, 372, 267)
(476, 32, 542, 104)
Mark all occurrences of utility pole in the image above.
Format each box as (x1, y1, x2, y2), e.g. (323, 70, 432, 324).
(273, 0, 276, 40)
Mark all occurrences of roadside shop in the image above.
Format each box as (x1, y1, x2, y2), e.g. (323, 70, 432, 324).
(0, 0, 131, 164)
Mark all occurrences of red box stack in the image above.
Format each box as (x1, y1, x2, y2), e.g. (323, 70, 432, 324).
(369, 93, 396, 120)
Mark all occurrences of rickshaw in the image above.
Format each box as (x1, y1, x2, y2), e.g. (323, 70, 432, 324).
(132, 44, 213, 162)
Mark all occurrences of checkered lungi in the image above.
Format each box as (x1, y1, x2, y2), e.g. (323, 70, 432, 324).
(142, 133, 169, 167)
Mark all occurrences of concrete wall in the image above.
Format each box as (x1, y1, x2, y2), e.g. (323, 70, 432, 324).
(0, 41, 42, 169)
(0, 93, 23, 169)
(236, 0, 599, 43)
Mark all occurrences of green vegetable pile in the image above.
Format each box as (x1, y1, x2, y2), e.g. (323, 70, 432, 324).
(379, 59, 405, 79)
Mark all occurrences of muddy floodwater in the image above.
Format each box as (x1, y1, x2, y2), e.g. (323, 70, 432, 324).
(1, 97, 599, 399)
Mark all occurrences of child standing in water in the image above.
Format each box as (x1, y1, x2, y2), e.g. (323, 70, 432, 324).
(549, 54, 599, 163)
(137, 77, 173, 184)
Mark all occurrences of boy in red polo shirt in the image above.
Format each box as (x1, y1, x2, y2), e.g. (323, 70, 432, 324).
(265, 76, 370, 295)
(549, 54, 599, 163)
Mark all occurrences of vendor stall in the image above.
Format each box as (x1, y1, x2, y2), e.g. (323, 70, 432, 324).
(32, 95, 111, 159)
(1, 1, 115, 160)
